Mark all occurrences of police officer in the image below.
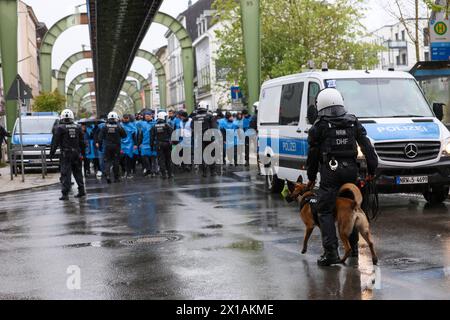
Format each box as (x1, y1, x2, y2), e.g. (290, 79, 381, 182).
(120, 114, 138, 179)
(97, 112, 127, 184)
(306, 88, 378, 266)
(0, 123, 11, 175)
(191, 103, 217, 177)
(151, 112, 174, 179)
(50, 109, 86, 201)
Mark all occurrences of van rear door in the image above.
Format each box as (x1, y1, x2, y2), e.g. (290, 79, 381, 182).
(277, 81, 307, 172)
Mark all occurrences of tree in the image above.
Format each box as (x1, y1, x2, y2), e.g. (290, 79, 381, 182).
(32, 90, 66, 113)
(212, 0, 383, 99)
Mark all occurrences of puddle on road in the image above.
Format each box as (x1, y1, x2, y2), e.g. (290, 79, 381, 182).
(227, 239, 264, 251)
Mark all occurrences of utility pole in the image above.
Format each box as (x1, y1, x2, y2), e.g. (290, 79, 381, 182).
(0, 0, 18, 134)
(240, 0, 261, 114)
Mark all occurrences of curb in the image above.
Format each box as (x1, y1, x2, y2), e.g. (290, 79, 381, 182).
(0, 180, 60, 196)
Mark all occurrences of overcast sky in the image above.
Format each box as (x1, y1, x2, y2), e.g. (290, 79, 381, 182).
(22, 0, 398, 88)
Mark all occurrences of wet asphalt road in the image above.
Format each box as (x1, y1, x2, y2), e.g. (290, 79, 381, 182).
(0, 167, 449, 300)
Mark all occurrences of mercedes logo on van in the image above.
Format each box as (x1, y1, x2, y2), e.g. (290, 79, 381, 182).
(405, 143, 419, 159)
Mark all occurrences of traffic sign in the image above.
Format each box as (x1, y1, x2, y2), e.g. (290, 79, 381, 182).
(430, 9, 450, 61)
(5, 74, 33, 101)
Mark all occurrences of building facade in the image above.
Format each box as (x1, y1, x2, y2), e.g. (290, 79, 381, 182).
(18, 1, 45, 108)
(162, 0, 232, 112)
(370, 19, 430, 71)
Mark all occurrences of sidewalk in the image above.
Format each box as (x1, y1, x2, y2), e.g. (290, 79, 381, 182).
(0, 166, 60, 194)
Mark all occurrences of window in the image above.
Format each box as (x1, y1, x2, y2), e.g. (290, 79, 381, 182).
(396, 55, 401, 66)
(425, 52, 430, 61)
(279, 82, 304, 126)
(423, 28, 430, 47)
(308, 82, 321, 108)
(401, 30, 405, 41)
(402, 53, 407, 65)
(395, 33, 399, 41)
(333, 78, 433, 118)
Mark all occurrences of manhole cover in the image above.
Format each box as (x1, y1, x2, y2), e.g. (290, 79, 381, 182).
(63, 234, 183, 249)
(120, 234, 183, 246)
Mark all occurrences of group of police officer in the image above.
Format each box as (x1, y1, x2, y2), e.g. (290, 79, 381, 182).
(50, 104, 257, 200)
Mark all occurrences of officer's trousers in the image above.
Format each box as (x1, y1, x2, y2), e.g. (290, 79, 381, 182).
(317, 161, 359, 252)
(104, 144, 121, 180)
(201, 141, 216, 175)
(142, 155, 158, 174)
(157, 142, 173, 177)
(60, 150, 84, 195)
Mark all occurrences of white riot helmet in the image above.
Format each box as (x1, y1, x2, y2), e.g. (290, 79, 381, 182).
(108, 111, 119, 121)
(157, 112, 167, 121)
(316, 88, 345, 113)
(60, 109, 74, 120)
(197, 101, 209, 111)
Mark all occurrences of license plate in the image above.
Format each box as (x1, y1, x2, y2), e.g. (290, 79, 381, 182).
(396, 176, 429, 185)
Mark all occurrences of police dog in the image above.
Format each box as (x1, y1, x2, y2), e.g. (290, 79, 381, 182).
(286, 180, 378, 265)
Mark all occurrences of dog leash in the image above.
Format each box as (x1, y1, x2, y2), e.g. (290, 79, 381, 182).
(359, 179, 380, 221)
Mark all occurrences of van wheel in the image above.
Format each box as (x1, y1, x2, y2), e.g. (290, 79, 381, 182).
(265, 167, 284, 194)
(423, 186, 449, 205)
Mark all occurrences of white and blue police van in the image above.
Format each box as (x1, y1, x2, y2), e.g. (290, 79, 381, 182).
(257, 70, 450, 204)
(12, 112, 60, 169)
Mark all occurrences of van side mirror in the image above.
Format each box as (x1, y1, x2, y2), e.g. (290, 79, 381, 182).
(307, 105, 318, 125)
(433, 103, 445, 121)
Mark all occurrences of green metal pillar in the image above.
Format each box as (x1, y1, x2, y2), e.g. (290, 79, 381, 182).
(181, 48, 195, 112)
(39, 13, 88, 92)
(240, 0, 261, 113)
(0, 0, 18, 132)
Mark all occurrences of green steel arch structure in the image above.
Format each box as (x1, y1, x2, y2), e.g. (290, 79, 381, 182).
(80, 92, 134, 111)
(68, 69, 151, 108)
(152, 12, 194, 112)
(73, 83, 96, 111)
(57, 50, 92, 95)
(121, 81, 144, 113)
(127, 70, 152, 108)
(135, 48, 166, 108)
(39, 13, 89, 92)
(73, 82, 142, 113)
(67, 71, 95, 107)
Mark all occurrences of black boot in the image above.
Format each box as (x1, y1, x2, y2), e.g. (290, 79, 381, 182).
(75, 190, 86, 198)
(317, 248, 341, 267)
(59, 194, 69, 201)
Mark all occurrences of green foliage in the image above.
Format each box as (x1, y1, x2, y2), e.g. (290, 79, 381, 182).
(213, 0, 384, 98)
(32, 90, 66, 113)
(423, 0, 449, 14)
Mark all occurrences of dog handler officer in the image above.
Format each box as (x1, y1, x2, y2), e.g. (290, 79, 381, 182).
(306, 88, 378, 266)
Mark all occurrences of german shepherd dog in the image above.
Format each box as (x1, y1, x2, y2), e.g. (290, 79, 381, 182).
(286, 180, 378, 265)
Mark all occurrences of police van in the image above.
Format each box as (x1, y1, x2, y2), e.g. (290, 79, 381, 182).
(12, 112, 60, 169)
(257, 70, 450, 204)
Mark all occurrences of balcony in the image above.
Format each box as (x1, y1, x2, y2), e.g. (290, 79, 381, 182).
(385, 40, 408, 49)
